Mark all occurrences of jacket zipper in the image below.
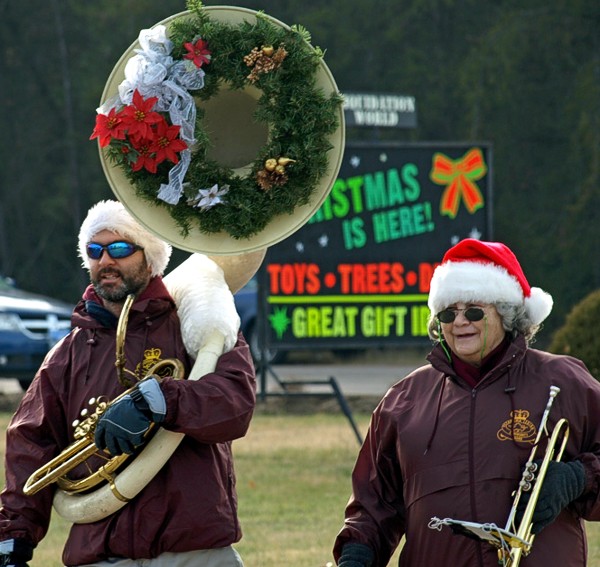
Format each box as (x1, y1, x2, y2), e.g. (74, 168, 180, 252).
(469, 387, 486, 567)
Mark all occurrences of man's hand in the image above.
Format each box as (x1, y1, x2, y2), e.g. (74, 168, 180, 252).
(516, 460, 585, 534)
(94, 377, 166, 456)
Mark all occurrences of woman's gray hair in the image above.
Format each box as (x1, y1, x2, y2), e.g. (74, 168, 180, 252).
(427, 302, 541, 344)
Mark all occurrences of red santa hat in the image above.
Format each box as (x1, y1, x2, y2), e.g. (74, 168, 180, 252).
(428, 238, 553, 326)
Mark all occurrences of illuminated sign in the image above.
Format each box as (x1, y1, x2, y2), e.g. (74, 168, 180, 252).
(259, 142, 492, 349)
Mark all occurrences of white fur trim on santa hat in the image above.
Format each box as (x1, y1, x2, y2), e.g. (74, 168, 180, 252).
(525, 287, 554, 327)
(428, 260, 553, 326)
(163, 254, 240, 356)
(78, 200, 172, 277)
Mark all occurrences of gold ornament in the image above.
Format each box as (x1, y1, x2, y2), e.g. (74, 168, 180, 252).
(256, 155, 296, 191)
(264, 158, 278, 171)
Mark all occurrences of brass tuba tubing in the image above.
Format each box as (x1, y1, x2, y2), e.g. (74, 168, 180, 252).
(23, 438, 99, 496)
(23, 368, 183, 496)
(498, 386, 570, 566)
(23, 294, 185, 498)
(52, 328, 224, 524)
(22, 366, 184, 497)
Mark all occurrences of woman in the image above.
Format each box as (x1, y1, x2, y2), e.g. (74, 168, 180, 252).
(333, 239, 600, 567)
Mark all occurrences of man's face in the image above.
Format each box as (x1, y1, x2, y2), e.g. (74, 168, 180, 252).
(88, 230, 152, 303)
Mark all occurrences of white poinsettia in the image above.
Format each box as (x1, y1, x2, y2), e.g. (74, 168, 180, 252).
(189, 184, 230, 211)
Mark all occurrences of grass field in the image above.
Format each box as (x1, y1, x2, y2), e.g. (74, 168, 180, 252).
(1, 407, 600, 566)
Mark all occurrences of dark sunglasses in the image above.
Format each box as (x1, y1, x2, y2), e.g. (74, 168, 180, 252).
(86, 241, 143, 260)
(437, 306, 485, 324)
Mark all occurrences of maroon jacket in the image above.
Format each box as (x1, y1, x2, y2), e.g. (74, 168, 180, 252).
(334, 336, 600, 566)
(0, 278, 256, 565)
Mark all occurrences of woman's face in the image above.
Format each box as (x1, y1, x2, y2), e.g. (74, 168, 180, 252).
(438, 302, 505, 366)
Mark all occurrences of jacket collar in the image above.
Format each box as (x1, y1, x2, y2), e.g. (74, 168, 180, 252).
(72, 277, 174, 329)
(428, 333, 527, 384)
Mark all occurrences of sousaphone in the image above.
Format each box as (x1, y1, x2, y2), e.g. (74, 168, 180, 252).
(39, 5, 344, 523)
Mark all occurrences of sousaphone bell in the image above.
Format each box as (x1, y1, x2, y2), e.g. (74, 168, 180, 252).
(25, 4, 345, 524)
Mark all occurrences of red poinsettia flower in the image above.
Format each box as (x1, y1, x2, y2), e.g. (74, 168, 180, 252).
(183, 38, 212, 68)
(151, 121, 188, 165)
(119, 90, 162, 143)
(131, 143, 158, 174)
(90, 107, 126, 147)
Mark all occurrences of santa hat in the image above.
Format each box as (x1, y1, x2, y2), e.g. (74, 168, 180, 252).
(78, 200, 172, 277)
(428, 239, 553, 326)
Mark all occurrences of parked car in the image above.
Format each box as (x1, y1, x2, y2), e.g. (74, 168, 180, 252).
(0, 276, 73, 390)
(234, 277, 284, 365)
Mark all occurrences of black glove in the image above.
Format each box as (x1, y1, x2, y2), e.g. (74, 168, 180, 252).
(516, 459, 585, 534)
(95, 377, 166, 456)
(338, 542, 374, 567)
(0, 538, 34, 567)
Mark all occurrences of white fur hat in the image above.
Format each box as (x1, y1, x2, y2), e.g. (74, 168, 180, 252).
(428, 238, 553, 326)
(78, 200, 172, 277)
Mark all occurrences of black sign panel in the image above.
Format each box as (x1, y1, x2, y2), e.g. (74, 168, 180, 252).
(259, 142, 492, 350)
(343, 92, 417, 129)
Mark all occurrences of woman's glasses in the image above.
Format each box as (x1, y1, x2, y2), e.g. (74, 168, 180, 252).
(86, 241, 144, 260)
(437, 306, 485, 324)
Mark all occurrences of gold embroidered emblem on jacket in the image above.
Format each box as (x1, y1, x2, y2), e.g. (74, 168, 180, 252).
(497, 410, 537, 444)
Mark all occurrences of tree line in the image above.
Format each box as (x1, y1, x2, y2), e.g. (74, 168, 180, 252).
(0, 0, 598, 342)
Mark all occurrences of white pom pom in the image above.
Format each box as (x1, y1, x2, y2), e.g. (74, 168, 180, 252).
(525, 287, 553, 326)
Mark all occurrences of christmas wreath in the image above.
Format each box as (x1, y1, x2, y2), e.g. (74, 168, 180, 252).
(91, 0, 343, 240)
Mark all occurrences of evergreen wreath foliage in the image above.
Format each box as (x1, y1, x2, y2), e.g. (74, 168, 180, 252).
(96, 0, 343, 240)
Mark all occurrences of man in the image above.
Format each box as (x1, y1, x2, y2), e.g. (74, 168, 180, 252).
(0, 200, 256, 567)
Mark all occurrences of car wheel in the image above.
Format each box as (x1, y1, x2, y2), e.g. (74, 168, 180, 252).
(245, 320, 284, 365)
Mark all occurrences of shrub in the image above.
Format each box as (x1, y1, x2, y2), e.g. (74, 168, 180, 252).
(549, 289, 600, 379)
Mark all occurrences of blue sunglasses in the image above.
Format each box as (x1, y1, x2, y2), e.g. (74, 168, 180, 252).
(86, 241, 143, 260)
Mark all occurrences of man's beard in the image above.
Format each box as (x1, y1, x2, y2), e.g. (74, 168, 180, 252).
(92, 264, 150, 303)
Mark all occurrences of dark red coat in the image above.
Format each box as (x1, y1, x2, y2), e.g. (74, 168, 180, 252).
(334, 336, 600, 566)
(0, 277, 256, 565)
